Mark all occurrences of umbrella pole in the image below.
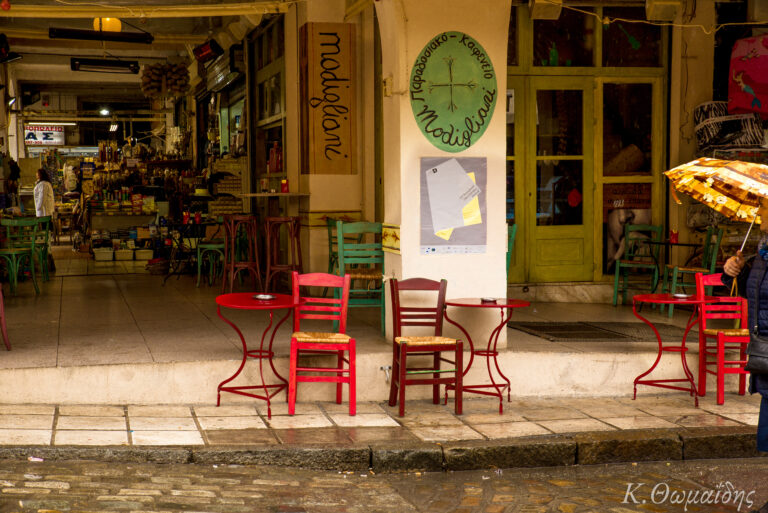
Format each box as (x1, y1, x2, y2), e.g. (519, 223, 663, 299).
(731, 218, 756, 296)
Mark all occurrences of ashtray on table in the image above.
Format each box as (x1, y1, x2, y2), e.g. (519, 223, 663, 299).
(253, 294, 276, 301)
(673, 293, 692, 299)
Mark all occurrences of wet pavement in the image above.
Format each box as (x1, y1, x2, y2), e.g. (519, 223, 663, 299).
(0, 457, 766, 512)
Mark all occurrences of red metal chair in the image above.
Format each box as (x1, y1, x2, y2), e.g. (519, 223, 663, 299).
(695, 272, 750, 405)
(288, 272, 355, 416)
(389, 278, 463, 417)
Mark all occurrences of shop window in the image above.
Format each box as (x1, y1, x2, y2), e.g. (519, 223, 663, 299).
(536, 160, 583, 226)
(602, 8, 661, 67)
(536, 90, 582, 156)
(602, 182, 652, 273)
(507, 7, 518, 66)
(506, 160, 515, 222)
(258, 73, 282, 120)
(534, 8, 595, 67)
(602, 83, 652, 176)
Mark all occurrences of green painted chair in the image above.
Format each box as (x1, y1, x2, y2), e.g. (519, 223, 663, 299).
(612, 224, 663, 306)
(661, 225, 724, 317)
(0, 217, 40, 295)
(196, 221, 225, 287)
(336, 220, 385, 334)
(324, 217, 363, 296)
(34, 216, 52, 282)
(506, 223, 517, 277)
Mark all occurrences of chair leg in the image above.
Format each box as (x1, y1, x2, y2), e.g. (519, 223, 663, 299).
(698, 335, 708, 397)
(380, 287, 386, 336)
(455, 342, 463, 415)
(717, 334, 725, 405)
(388, 344, 400, 407)
(432, 351, 440, 405)
(621, 269, 628, 304)
(739, 344, 748, 396)
(288, 340, 298, 416)
(613, 264, 620, 306)
(336, 349, 343, 405)
(196, 248, 203, 287)
(668, 271, 679, 317)
(348, 340, 356, 416)
(398, 345, 407, 417)
(27, 254, 39, 295)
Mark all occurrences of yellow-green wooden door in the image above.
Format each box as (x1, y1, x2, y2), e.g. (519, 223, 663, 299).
(525, 76, 594, 282)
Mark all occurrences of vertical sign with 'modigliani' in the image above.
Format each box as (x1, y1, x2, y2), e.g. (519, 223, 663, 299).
(300, 22, 356, 174)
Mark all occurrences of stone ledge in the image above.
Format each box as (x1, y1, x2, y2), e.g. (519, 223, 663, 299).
(370, 441, 443, 472)
(679, 426, 764, 460)
(573, 429, 682, 465)
(0, 446, 192, 464)
(191, 446, 371, 471)
(442, 436, 576, 471)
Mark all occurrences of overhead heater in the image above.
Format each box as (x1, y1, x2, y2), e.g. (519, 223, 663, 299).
(71, 57, 140, 74)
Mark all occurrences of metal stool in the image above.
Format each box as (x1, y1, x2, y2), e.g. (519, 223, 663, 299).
(264, 216, 302, 292)
(222, 215, 263, 293)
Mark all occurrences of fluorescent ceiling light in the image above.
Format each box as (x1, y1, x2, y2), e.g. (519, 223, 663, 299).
(30, 121, 77, 126)
(7, 97, 15, 107)
(109, 123, 119, 132)
(50, 27, 153, 45)
(71, 57, 139, 74)
(99, 108, 110, 116)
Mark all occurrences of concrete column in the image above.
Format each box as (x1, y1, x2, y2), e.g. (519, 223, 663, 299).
(375, 0, 512, 344)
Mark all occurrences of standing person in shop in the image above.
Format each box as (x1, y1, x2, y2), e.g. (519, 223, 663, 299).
(33, 168, 56, 271)
(723, 199, 768, 513)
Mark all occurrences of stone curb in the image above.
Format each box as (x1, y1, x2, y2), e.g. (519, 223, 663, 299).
(0, 427, 763, 472)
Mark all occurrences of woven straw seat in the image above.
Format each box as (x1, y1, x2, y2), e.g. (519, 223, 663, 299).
(346, 268, 382, 281)
(395, 336, 457, 346)
(703, 328, 750, 337)
(292, 331, 351, 343)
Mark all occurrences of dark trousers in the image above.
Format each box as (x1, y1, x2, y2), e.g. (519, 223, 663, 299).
(751, 373, 768, 452)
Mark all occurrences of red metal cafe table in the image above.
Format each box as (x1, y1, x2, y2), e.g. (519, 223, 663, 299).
(443, 297, 531, 414)
(632, 293, 715, 407)
(215, 293, 295, 418)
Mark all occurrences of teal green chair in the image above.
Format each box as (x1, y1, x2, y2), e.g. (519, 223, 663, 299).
(34, 216, 52, 282)
(196, 221, 225, 287)
(612, 224, 663, 306)
(0, 217, 39, 295)
(506, 223, 517, 278)
(661, 225, 724, 317)
(336, 220, 385, 334)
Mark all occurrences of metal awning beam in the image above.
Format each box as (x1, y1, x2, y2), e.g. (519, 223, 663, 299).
(0, 1, 291, 19)
(21, 116, 165, 122)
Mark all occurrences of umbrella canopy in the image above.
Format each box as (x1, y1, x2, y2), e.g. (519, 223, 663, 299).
(664, 158, 768, 224)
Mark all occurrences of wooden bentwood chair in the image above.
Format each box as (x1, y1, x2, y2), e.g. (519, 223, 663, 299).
(695, 272, 750, 405)
(288, 272, 356, 416)
(389, 278, 463, 417)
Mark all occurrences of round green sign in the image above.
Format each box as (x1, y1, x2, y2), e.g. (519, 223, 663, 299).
(410, 31, 497, 153)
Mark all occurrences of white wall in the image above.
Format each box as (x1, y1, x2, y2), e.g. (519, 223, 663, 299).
(376, 0, 512, 343)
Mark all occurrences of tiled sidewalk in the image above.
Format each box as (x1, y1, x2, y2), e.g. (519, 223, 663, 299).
(0, 393, 759, 447)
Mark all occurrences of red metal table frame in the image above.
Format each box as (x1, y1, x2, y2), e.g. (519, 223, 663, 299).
(632, 293, 716, 407)
(215, 293, 294, 418)
(443, 297, 530, 414)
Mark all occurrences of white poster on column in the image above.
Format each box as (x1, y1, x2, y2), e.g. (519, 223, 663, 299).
(420, 157, 487, 254)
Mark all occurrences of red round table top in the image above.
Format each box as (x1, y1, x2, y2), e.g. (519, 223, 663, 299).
(216, 293, 295, 310)
(445, 298, 531, 308)
(633, 293, 718, 305)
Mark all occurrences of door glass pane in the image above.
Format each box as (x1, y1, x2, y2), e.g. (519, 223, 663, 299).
(507, 7, 518, 66)
(603, 83, 652, 176)
(603, 8, 661, 67)
(602, 183, 652, 273)
(506, 160, 515, 223)
(536, 90, 582, 156)
(537, 160, 583, 226)
(534, 8, 595, 67)
(506, 89, 515, 154)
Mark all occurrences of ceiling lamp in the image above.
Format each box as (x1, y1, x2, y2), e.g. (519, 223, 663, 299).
(93, 18, 122, 32)
(71, 57, 140, 74)
(99, 108, 110, 116)
(109, 123, 119, 132)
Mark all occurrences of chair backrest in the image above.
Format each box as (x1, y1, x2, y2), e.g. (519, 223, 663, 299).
(695, 272, 747, 329)
(336, 221, 384, 273)
(390, 277, 447, 339)
(623, 224, 662, 261)
(2, 217, 39, 249)
(701, 226, 724, 273)
(293, 272, 351, 333)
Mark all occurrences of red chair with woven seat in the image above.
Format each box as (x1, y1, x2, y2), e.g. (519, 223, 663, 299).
(389, 277, 463, 417)
(288, 272, 355, 416)
(695, 272, 750, 405)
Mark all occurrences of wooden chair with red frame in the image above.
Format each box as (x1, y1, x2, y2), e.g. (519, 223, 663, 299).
(288, 271, 356, 416)
(389, 277, 463, 417)
(695, 272, 751, 405)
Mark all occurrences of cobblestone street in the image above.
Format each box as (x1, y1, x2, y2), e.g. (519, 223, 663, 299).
(0, 458, 766, 512)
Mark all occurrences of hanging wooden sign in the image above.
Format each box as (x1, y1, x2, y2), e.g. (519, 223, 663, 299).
(299, 22, 356, 174)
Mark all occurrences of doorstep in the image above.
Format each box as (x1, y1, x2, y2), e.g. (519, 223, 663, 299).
(0, 394, 761, 472)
